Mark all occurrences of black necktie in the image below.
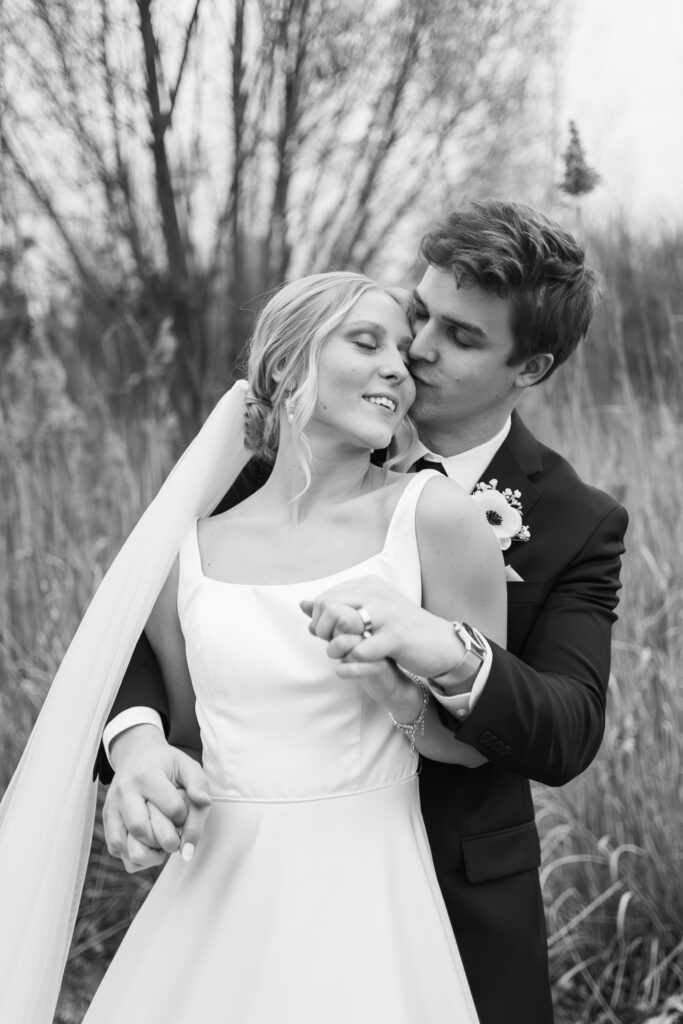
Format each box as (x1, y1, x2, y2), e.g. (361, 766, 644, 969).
(412, 456, 447, 475)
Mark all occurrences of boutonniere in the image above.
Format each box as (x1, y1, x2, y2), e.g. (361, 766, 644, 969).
(472, 479, 531, 551)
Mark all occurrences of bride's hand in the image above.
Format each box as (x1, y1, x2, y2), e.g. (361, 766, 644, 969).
(301, 584, 490, 769)
(300, 575, 463, 680)
(104, 725, 211, 872)
(300, 599, 423, 722)
(331, 639, 424, 721)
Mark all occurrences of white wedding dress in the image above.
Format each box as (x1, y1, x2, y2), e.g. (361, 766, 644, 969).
(82, 471, 479, 1024)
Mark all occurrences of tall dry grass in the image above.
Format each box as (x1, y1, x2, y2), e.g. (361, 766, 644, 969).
(523, 272, 683, 1022)
(0, 229, 681, 1022)
(0, 338, 177, 1021)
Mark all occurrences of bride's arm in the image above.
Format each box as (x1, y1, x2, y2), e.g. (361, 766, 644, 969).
(108, 557, 197, 769)
(416, 476, 506, 649)
(144, 557, 200, 752)
(302, 476, 507, 765)
(104, 560, 211, 872)
(411, 474, 506, 762)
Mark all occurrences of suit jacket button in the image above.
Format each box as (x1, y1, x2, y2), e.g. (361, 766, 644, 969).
(477, 731, 511, 755)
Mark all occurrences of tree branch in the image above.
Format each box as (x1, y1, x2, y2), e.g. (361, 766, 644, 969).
(136, 0, 187, 283)
(264, 0, 310, 284)
(30, 0, 109, 174)
(322, 8, 424, 268)
(0, 125, 105, 300)
(97, 0, 151, 283)
(168, 0, 203, 123)
(136, 0, 202, 418)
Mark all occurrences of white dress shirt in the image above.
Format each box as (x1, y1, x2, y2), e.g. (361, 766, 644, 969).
(399, 416, 512, 493)
(103, 418, 512, 764)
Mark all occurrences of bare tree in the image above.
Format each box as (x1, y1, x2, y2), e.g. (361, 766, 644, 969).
(2, 0, 559, 420)
(135, 0, 205, 416)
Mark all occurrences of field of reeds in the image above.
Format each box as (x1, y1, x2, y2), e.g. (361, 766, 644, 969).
(0, 225, 681, 1024)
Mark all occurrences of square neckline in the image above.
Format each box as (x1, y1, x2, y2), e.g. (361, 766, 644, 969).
(191, 469, 441, 589)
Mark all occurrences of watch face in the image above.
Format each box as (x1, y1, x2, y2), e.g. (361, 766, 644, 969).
(428, 622, 486, 693)
(457, 624, 487, 659)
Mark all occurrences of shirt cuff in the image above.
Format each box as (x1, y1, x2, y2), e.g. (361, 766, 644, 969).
(428, 637, 493, 720)
(102, 707, 165, 768)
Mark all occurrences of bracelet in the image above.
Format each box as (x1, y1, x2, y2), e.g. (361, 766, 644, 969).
(430, 634, 470, 679)
(429, 621, 487, 695)
(388, 675, 430, 758)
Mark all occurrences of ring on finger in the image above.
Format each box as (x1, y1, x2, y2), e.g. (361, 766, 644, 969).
(356, 605, 374, 639)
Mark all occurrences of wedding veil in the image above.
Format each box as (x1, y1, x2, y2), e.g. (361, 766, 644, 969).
(0, 380, 251, 1023)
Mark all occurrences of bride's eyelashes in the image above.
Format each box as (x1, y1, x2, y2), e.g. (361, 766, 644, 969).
(348, 331, 411, 367)
(351, 332, 379, 351)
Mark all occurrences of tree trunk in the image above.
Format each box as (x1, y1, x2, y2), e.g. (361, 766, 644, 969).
(136, 0, 202, 422)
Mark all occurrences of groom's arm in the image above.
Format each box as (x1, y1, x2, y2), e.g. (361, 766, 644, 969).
(444, 501, 628, 786)
(93, 457, 273, 785)
(93, 634, 174, 784)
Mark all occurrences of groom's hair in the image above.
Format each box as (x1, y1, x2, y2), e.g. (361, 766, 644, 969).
(420, 199, 600, 380)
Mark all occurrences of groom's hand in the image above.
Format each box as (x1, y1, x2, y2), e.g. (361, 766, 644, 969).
(103, 725, 212, 873)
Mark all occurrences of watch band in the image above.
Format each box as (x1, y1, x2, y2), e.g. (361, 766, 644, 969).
(429, 621, 487, 697)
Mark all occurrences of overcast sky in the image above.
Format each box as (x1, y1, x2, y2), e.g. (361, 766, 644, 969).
(560, 0, 683, 228)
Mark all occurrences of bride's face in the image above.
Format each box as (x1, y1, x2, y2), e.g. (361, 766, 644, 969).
(309, 290, 415, 452)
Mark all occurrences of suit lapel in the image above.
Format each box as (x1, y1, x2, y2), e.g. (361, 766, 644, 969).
(476, 411, 543, 519)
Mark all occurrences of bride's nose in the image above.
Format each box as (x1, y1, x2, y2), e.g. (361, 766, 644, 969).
(378, 353, 410, 385)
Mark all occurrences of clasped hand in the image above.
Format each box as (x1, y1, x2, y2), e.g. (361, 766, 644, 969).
(300, 574, 459, 680)
(103, 726, 211, 873)
(301, 578, 488, 770)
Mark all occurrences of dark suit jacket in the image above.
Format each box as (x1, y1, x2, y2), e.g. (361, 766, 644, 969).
(95, 412, 628, 1024)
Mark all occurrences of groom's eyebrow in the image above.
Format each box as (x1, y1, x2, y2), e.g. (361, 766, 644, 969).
(443, 316, 488, 340)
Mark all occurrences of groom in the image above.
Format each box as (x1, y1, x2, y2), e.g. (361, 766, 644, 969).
(96, 200, 628, 1024)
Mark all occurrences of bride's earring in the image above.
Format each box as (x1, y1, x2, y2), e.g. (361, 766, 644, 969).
(285, 394, 295, 424)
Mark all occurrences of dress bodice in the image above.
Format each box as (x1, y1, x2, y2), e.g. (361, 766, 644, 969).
(177, 470, 439, 801)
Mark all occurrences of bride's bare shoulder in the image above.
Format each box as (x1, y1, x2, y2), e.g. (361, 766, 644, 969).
(198, 496, 260, 538)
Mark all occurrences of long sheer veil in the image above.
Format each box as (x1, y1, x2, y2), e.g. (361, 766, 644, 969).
(0, 380, 251, 1023)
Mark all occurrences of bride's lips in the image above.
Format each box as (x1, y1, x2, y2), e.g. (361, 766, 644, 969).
(362, 393, 399, 414)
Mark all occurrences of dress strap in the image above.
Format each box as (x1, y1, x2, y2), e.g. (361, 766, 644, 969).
(381, 469, 443, 561)
(178, 518, 204, 574)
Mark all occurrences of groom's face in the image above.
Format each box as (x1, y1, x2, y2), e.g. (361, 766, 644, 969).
(408, 266, 523, 440)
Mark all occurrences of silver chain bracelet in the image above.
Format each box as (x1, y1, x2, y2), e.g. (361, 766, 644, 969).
(388, 673, 430, 758)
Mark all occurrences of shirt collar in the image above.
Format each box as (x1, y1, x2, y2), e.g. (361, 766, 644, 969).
(404, 417, 512, 493)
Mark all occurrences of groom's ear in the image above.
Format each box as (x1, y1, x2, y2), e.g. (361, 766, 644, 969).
(513, 353, 554, 389)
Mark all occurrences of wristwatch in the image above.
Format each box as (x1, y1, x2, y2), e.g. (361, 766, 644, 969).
(428, 621, 488, 697)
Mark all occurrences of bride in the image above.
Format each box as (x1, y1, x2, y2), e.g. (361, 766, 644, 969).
(0, 271, 505, 1023)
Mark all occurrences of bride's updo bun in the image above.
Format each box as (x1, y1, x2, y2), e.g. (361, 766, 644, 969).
(243, 272, 409, 484)
(243, 389, 278, 463)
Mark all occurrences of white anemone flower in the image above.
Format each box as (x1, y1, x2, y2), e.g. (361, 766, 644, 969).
(471, 488, 523, 550)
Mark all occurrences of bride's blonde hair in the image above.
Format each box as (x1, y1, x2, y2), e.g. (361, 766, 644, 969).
(244, 272, 415, 493)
